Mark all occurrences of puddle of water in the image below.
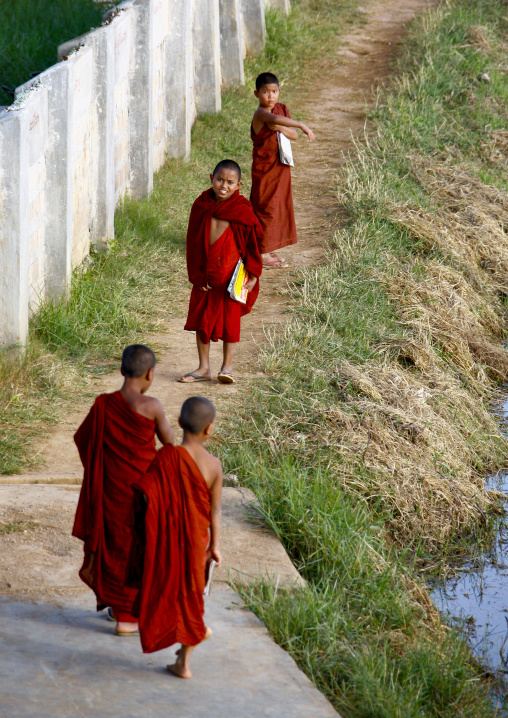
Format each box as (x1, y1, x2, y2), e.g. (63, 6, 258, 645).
(430, 397, 508, 708)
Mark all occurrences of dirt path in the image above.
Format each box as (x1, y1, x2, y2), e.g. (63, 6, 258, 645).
(0, 0, 434, 599)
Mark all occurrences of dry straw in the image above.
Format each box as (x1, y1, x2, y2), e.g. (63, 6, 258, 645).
(278, 159, 508, 552)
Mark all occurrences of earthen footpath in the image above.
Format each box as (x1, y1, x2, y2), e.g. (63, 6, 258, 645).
(0, 1, 433, 715)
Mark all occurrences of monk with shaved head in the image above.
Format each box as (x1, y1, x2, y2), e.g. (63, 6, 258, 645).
(73, 344, 175, 636)
(180, 160, 263, 385)
(132, 396, 223, 678)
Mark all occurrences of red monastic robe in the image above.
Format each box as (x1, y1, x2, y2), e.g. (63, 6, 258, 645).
(72, 391, 157, 615)
(131, 445, 212, 653)
(184, 188, 263, 343)
(250, 103, 297, 254)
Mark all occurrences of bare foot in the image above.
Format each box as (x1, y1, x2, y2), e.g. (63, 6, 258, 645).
(167, 659, 192, 679)
(178, 370, 211, 383)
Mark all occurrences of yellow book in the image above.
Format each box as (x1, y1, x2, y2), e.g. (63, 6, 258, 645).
(227, 259, 248, 304)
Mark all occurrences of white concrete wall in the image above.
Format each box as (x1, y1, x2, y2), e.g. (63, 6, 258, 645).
(0, 0, 282, 348)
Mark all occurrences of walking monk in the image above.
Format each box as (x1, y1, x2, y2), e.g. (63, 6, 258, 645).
(180, 159, 263, 385)
(132, 396, 222, 679)
(250, 72, 315, 268)
(72, 344, 175, 636)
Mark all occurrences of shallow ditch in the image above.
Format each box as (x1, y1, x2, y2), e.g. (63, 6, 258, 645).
(430, 397, 508, 711)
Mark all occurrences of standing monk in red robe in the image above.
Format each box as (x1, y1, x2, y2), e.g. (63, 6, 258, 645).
(132, 396, 222, 679)
(180, 160, 263, 385)
(250, 72, 315, 269)
(72, 344, 175, 636)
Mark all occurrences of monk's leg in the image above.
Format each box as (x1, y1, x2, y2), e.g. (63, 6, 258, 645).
(220, 342, 237, 376)
(179, 332, 212, 382)
(167, 627, 213, 679)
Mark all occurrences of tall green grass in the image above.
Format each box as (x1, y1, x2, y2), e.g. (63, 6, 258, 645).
(0, 0, 114, 106)
(234, 457, 495, 717)
(217, 0, 508, 714)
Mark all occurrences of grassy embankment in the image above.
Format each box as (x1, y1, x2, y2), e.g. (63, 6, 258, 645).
(1, 0, 507, 713)
(0, 0, 114, 106)
(0, 0, 360, 472)
(219, 1, 508, 715)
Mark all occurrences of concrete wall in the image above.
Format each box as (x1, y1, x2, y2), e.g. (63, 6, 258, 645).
(0, 0, 284, 349)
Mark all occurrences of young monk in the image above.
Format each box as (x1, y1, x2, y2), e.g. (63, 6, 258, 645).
(250, 72, 315, 268)
(72, 344, 175, 636)
(180, 159, 263, 385)
(132, 396, 222, 679)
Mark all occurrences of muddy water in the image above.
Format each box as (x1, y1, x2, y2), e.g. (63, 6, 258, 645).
(430, 398, 508, 703)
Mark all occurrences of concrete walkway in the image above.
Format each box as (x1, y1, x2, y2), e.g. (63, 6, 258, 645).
(0, 587, 338, 718)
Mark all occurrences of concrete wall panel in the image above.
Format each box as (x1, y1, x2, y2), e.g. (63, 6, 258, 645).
(193, 0, 222, 115)
(165, 0, 192, 159)
(240, 0, 266, 55)
(69, 48, 94, 268)
(152, 0, 170, 171)
(113, 9, 134, 202)
(0, 109, 29, 347)
(129, 0, 154, 198)
(25, 90, 49, 309)
(219, 0, 245, 88)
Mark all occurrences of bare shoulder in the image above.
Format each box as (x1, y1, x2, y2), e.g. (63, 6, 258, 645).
(133, 394, 164, 421)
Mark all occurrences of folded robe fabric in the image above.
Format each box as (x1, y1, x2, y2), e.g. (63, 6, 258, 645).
(250, 103, 297, 255)
(132, 445, 212, 653)
(184, 188, 263, 341)
(185, 224, 242, 343)
(72, 391, 157, 614)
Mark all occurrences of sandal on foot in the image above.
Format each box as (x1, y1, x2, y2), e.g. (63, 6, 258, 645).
(178, 372, 211, 383)
(263, 256, 289, 269)
(106, 607, 116, 622)
(115, 628, 140, 637)
(217, 372, 235, 384)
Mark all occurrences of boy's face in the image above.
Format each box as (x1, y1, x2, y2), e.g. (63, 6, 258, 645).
(210, 168, 241, 202)
(254, 83, 280, 110)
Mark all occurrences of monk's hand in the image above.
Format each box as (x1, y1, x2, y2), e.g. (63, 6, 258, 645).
(198, 284, 212, 292)
(245, 275, 257, 292)
(301, 124, 315, 142)
(208, 547, 222, 565)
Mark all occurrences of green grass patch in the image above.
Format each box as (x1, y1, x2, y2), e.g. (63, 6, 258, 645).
(0, 520, 38, 536)
(233, 457, 495, 717)
(0, 0, 114, 106)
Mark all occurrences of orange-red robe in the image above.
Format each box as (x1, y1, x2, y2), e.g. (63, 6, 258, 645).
(250, 103, 297, 254)
(131, 445, 212, 653)
(72, 391, 157, 617)
(184, 188, 263, 344)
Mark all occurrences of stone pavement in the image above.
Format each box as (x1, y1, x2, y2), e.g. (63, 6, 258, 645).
(0, 586, 339, 718)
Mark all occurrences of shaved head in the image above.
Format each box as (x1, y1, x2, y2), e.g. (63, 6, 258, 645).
(179, 396, 216, 435)
(121, 344, 156, 378)
(255, 72, 279, 90)
(212, 159, 241, 181)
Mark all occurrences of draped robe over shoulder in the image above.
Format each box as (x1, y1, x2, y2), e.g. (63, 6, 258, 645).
(184, 188, 263, 343)
(250, 103, 297, 254)
(132, 445, 212, 653)
(72, 391, 157, 615)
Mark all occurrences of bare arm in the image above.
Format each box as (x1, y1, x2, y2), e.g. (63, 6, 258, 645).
(267, 123, 298, 140)
(208, 462, 223, 565)
(153, 400, 176, 445)
(253, 107, 315, 141)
